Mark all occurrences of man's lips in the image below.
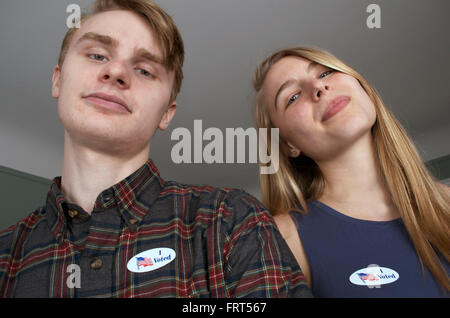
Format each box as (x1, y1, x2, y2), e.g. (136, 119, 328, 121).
(83, 92, 131, 113)
(322, 96, 351, 122)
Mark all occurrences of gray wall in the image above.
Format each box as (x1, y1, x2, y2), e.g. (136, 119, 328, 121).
(0, 165, 50, 229)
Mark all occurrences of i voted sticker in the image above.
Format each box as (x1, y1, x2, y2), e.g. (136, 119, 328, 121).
(127, 248, 176, 273)
(349, 266, 399, 286)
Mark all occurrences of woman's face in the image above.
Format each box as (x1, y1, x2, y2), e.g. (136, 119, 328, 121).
(261, 56, 377, 162)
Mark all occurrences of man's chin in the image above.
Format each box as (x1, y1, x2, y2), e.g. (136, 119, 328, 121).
(65, 128, 146, 154)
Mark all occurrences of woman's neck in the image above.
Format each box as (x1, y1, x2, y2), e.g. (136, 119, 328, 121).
(316, 133, 399, 221)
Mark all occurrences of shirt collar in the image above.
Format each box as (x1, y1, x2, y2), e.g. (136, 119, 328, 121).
(45, 159, 166, 239)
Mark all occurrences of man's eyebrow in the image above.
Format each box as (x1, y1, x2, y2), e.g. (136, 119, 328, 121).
(273, 61, 318, 109)
(134, 48, 164, 65)
(75, 32, 165, 70)
(75, 32, 119, 48)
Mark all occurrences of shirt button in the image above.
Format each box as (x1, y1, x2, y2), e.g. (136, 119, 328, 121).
(68, 210, 78, 218)
(129, 218, 138, 225)
(55, 233, 62, 240)
(90, 258, 103, 270)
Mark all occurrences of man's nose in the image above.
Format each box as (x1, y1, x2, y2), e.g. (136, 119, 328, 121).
(99, 60, 130, 89)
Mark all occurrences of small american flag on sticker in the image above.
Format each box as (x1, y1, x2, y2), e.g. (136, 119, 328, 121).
(137, 257, 153, 269)
(357, 272, 379, 282)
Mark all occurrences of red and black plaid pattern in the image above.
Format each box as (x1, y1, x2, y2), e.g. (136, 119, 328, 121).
(0, 160, 311, 298)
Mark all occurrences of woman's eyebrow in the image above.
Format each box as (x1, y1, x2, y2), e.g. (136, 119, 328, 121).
(274, 78, 297, 109)
(307, 61, 318, 73)
(273, 61, 319, 109)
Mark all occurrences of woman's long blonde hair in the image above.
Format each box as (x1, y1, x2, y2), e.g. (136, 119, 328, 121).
(253, 46, 450, 291)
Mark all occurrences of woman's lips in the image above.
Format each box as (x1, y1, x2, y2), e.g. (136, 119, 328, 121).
(84, 93, 131, 113)
(322, 96, 351, 122)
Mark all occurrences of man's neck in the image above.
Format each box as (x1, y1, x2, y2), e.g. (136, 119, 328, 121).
(317, 133, 399, 221)
(61, 133, 150, 214)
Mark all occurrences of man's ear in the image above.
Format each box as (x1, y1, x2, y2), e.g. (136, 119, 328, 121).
(158, 101, 177, 131)
(51, 65, 61, 99)
(286, 141, 301, 158)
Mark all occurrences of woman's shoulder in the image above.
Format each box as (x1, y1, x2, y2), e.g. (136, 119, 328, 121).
(273, 212, 311, 288)
(273, 212, 303, 254)
(274, 213, 296, 238)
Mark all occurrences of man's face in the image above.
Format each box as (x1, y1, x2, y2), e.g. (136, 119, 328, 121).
(52, 10, 176, 154)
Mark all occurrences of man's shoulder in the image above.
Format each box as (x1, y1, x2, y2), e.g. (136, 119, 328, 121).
(164, 179, 264, 205)
(0, 207, 46, 247)
(161, 180, 272, 225)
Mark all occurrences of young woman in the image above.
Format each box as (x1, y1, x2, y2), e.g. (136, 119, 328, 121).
(252, 46, 449, 297)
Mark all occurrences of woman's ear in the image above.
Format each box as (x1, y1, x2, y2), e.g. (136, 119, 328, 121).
(286, 141, 301, 158)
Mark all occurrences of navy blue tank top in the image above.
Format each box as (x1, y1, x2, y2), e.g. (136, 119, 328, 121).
(290, 201, 449, 297)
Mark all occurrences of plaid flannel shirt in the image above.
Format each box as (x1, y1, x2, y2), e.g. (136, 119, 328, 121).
(0, 160, 311, 298)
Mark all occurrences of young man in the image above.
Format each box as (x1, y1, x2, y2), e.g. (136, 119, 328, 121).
(0, 0, 310, 297)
